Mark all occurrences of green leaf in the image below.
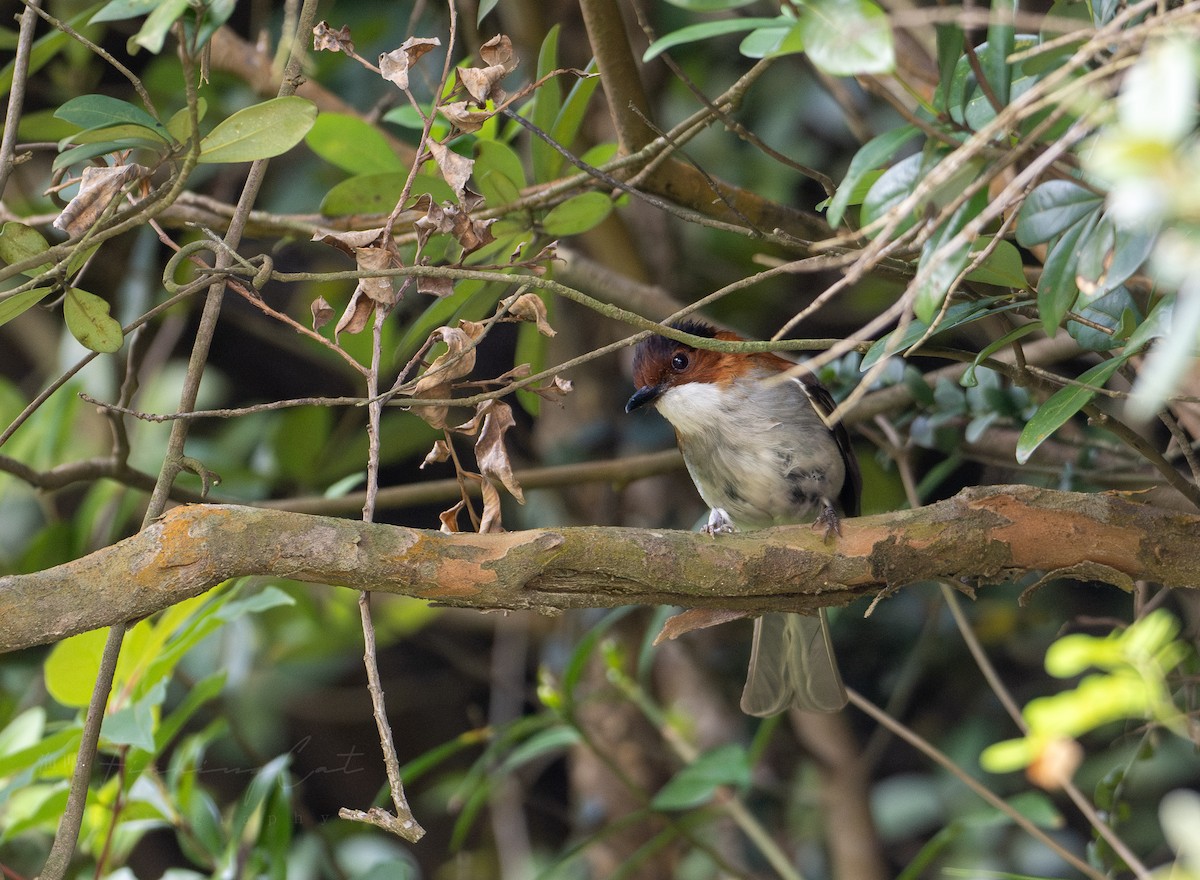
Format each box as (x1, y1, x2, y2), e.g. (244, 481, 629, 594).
(860, 152, 923, 237)
(552, 61, 601, 156)
(961, 322, 1038, 387)
(497, 726, 581, 775)
(796, 0, 895, 76)
(64, 121, 168, 146)
(101, 680, 166, 751)
(198, 96, 317, 164)
(1016, 357, 1125, 463)
(0, 288, 53, 327)
(531, 26, 563, 183)
(651, 744, 752, 810)
(64, 288, 123, 353)
(914, 190, 986, 322)
(320, 171, 454, 216)
(91, 0, 160, 23)
(1016, 180, 1103, 247)
(1038, 211, 1099, 335)
(1075, 213, 1156, 298)
(130, 0, 189, 54)
(860, 297, 1024, 370)
(932, 25, 964, 113)
(305, 113, 402, 175)
(0, 727, 80, 781)
(643, 17, 785, 62)
(964, 237, 1028, 288)
(1067, 286, 1139, 351)
(542, 191, 613, 236)
(739, 25, 792, 59)
(474, 139, 527, 208)
(54, 94, 166, 136)
(0, 221, 52, 276)
(984, 4, 1017, 108)
(165, 97, 207, 144)
(826, 124, 919, 228)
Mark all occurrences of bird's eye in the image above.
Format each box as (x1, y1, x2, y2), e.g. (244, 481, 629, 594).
(670, 352, 689, 372)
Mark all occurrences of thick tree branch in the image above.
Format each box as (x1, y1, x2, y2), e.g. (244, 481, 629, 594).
(3, 485, 1194, 654)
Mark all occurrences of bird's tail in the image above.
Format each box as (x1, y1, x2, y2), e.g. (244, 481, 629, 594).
(740, 610, 847, 715)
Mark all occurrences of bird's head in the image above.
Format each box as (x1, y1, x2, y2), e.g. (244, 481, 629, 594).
(625, 320, 747, 413)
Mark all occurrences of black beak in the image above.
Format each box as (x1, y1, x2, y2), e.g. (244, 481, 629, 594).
(625, 385, 662, 413)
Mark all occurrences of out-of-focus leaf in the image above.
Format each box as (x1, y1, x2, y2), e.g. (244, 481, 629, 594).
(861, 297, 1024, 370)
(827, 125, 919, 228)
(643, 17, 784, 62)
(542, 191, 612, 236)
(198, 96, 316, 164)
(914, 190, 986, 322)
(651, 744, 752, 810)
(861, 152, 923, 237)
(320, 171, 454, 216)
(965, 237, 1028, 288)
(1038, 211, 1099, 335)
(796, 0, 894, 76)
(1075, 213, 1156, 298)
(531, 26, 563, 183)
(305, 113, 402, 175)
(0, 222, 51, 276)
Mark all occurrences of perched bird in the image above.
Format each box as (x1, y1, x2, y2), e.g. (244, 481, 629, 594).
(626, 320, 861, 715)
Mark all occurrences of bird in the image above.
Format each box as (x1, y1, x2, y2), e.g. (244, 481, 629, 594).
(625, 319, 861, 715)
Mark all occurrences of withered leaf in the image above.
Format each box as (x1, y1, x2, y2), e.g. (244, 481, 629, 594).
(334, 288, 373, 338)
(53, 164, 146, 237)
(311, 296, 334, 330)
(439, 499, 465, 533)
(311, 226, 385, 257)
(410, 323, 484, 427)
(421, 439, 452, 468)
(379, 36, 441, 90)
(478, 477, 504, 533)
(439, 101, 492, 133)
(652, 609, 751, 646)
(475, 399, 523, 503)
(417, 274, 456, 297)
(354, 245, 396, 305)
(457, 66, 508, 105)
(533, 375, 573, 403)
(313, 21, 354, 54)
(479, 35, 518, 72)
(502, 292, 555, 336)
(427, 141, 474, 201)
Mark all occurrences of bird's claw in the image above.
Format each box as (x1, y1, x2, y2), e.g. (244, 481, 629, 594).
(703, 508, 737, 536)
(812, 504, 842, 541)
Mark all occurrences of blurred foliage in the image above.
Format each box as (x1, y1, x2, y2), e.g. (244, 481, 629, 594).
(2, 0, 1200, 878)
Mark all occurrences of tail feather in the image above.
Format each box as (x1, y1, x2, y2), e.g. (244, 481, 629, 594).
(740, 610, 847, 716)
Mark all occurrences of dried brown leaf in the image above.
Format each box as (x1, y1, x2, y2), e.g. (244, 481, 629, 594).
(417, 274, 455, 297)
(411, 324, 482, 427)
(427, 141, 473, 201)
(354, 245, 396, 305)
(334, 288, 373, 338)
(652, 609, 750, 646)
(421, 439, 452, 468)
(479, 35, 518, 73)
(478, 477, 504, 533)
(53, 164, 145, 237)
(456, 66, 508, 105)
(311, 296, 334, 330)
(311, 226, 386, 257)
(439, 102, 491, 133)
(439, 499, 465, 533)
(313, 21, 354, 54)
(503, 292, 555, 336)
(475, 400, 523, 503)
(533, 375, 573, 402)
(379, 37, 440, 89)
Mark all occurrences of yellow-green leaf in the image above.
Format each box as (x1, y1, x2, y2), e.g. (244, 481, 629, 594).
(64, 288, 123, 353)
(198, 96, 317, 165)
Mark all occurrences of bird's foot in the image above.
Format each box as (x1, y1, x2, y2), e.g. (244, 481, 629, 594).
(703, 507, 737, 536)
(812, 504, 842, 541)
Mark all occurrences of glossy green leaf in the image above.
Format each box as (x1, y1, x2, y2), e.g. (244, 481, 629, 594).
(1016, 180, 1103, 247)
(1038, 211, 1098, 336)
(531, 26, 563, 183)
(1067, 286, 1139, 351)
(552, 59, 601, 157)
(64, 288, 123, 353)
(643, 17, 784, 62)
(1075, 213, 1156, 298)
(542, 191, 613, 236)
(826, 125, 919, 228)
(932, 24, 964, 113)
(797, 0, 894, 76)
(1016, 356, 1125, 463)
(305, 113, 401, 176)
(55, 94, 166, 137)
(0, 222, 51, 276)
(651, 743, 752, 810)
(198, 96, 317, 164)
(65, 121, 168, 146)
(860, 297, 1024, 370)
(739, 25, 792, 58)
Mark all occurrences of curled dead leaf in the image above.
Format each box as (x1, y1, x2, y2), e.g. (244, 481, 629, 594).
(479, 35, 518, 73)
(313, 21, 354, 54)
(311, 296, 334, 330)
(475, 399, 523, 504)
(454, 36, 518, 106)
(439, 101, 492, 134)
(312, 227, 386, 257)
(334, 288, 373, 338)
(379, 36, 441, 90)
(53, 164, 146, 237)
(410, 323, 484, 427)
(354, 245, 396, 305)
(533, 376, 573, 403)
(439, 499, 465, 533)
(653, 609, 751, 646)
(421, 439, 452, 468)
(502, 292, 555, 336)
(427, 141, 473, 201)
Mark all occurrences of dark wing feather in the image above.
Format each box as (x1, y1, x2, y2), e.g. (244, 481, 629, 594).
(797, 372, 861, 518)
